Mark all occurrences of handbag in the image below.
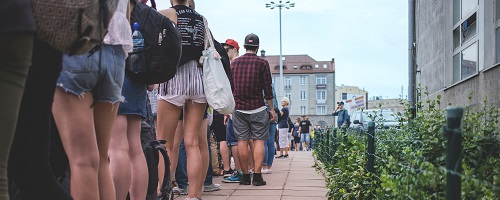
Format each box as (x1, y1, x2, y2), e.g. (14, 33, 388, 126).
(201, 18, 235, 115)
(31, 0, 118, 55)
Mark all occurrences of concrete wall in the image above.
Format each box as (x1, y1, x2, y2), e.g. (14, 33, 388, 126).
(415, 0, 500, 107)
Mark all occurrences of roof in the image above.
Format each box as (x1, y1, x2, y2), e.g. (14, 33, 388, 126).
(262, 54, 335, 74)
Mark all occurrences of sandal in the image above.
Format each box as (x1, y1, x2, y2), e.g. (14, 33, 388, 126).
(275, 155, 284, 158)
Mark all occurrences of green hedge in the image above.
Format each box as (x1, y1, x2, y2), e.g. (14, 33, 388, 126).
(315, 88, 500, 199)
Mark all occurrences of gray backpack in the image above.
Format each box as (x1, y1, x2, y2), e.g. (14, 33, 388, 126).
(31, 0, 118, 55)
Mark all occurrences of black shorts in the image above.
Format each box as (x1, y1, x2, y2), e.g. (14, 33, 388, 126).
(210, 111, 226, 142)
(293, 136, 301, 144)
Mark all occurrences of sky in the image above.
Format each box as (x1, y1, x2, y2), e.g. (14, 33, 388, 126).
(154, 0, 409, 99)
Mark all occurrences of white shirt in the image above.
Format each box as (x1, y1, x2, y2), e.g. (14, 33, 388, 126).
(103, 0, 133, 53)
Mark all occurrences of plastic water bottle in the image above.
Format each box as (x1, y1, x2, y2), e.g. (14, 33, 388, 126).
(132, 22, 144, 52)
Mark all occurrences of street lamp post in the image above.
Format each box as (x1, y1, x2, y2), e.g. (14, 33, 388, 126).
(266, 1, 295, 101)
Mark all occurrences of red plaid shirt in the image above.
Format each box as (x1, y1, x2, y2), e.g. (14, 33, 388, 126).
(231, 53, 273, 111)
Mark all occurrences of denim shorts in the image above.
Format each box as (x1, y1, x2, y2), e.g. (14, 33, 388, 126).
(300, 133, 311, 143)
(225, 118, 238, 146)
(117, 74, 147, 118)
(57, 44, 126, 103)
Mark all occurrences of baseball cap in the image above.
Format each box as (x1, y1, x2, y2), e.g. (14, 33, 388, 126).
(244, 33, 259, 47)
(337, 101, 344, 105)
(222, 39, 240, 50)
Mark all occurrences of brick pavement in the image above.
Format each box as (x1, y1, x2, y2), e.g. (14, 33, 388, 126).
(174, 151, 328, 200)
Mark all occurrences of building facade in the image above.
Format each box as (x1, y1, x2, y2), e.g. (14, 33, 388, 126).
(262, 52, 335, 128)
(368, 97, 407, 115)
(415, 0, 500, 107)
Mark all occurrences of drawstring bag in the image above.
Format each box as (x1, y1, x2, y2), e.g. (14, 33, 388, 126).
(201, 18, 235, 115)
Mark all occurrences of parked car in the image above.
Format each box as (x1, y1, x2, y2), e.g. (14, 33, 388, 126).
(348, 109, 402, 134)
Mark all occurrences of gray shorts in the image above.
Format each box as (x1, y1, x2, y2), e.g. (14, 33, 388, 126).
(232, 109, 270, 141)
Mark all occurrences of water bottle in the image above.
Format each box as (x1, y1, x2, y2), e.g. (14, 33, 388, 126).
(132, 22, 144, 52)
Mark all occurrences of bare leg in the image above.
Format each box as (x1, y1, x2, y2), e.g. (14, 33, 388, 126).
(127, 115, 148, 200)
(237, 140, 249, 174)
(231, 146, 241, 171)
(196, 119, 209, 196)
(109, 115, 131, 200)
(248, 140, 254, 172)
(93, 102, 119, 200)
(219, 141, 230, 171)
(53, 88, 100, 200)
(183, 101, 205, 198)
(158, 120, 183, 190)
(156, 101, 182, 189)
(252, 140, 265, 173)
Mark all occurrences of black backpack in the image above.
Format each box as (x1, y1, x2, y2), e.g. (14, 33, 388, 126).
(126, 0, 182, 85)
(131, 121, 173, 200)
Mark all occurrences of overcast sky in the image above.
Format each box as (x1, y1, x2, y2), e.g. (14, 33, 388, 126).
(154, 0, 409, 99)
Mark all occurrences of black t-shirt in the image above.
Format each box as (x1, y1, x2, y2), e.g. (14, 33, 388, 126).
(278, 107, 289, 128)
(299, 120, 311, 133)
(172, 5, 205, 66)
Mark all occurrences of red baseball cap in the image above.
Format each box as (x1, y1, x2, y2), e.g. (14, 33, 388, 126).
(222, 39, 240, 50)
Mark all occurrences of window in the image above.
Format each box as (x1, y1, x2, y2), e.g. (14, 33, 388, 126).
(285, 93, 292, 102)
(300, 106, 306, 115)
(316, 91, 326, 100)
(300, 91, 306, 100)
(452, 0, 478, 83)
(285, 77, 291, 89)
(272, 77, 276, 85)
(323, 64, 328, 68)
(341, 93, 347, 100)
(293, 65, 298, 69)
(316, 75, 326, 85)
(300, 76, 306, 85)
(315, 64, 319, 68)
(316, 106, 326, 115)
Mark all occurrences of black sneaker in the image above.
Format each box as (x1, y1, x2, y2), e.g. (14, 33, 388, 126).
(284, 154, 289, 158)
(223, 169, 234, 177)
(252, 173, 266, 186)
(239, 174, 251, 185)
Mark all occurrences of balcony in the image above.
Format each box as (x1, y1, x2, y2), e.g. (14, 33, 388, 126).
(285, 85, 292, 90)
(316, 84, 327, 89)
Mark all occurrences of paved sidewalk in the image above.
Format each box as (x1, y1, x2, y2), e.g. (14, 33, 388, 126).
(175, 151, 328, 200)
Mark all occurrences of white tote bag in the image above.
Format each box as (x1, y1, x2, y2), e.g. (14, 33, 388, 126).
(201, 19, 235, 115)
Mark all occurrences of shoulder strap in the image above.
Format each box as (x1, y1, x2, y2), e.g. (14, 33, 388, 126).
(202, 17, 214, 50)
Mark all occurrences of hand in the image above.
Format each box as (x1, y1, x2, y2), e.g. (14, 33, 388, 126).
(224, 114, 231, 125)
(270, 110, 276, 122)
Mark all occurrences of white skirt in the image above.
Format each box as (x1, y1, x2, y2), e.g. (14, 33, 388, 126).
(278, 128, 290, 148)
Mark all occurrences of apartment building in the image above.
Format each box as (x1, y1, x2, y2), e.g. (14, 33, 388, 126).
(261, 51, 335, 128)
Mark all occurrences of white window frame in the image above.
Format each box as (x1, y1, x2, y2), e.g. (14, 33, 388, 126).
(300, 106, 307, 115)
(300, 76, 306, 85)
(285, 77, 291, 88)
(452, 0, 480, 84)
(285, 93, 292, 104)
(316, 75, 327, 85)
(300, 91, 306, 100)
(316, 90, 326, 100)
(316, 106, 326, 115)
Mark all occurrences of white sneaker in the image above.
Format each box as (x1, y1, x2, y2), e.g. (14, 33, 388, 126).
(261, 169, 272, 174)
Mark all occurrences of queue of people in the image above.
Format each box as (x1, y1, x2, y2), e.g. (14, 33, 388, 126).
(0, 0, 324, 200)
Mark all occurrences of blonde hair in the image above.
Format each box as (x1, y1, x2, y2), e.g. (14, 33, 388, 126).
(281, 97, 290, 105)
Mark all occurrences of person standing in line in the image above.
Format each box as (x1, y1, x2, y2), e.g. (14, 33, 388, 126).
(222, 39, 243, 183)
(292, 117, 301, 151)
(231, 33, 276, 186)
(262, 84, 279, 174)
(0, 1, 42, 199)
(332, 101, 350, 128)
(275, 97, 290, 159)
(51, 0, 132, 199)
(287, 117, 295, 151)
(157, 0, 209, 199)
(297, 115, 312, 151)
